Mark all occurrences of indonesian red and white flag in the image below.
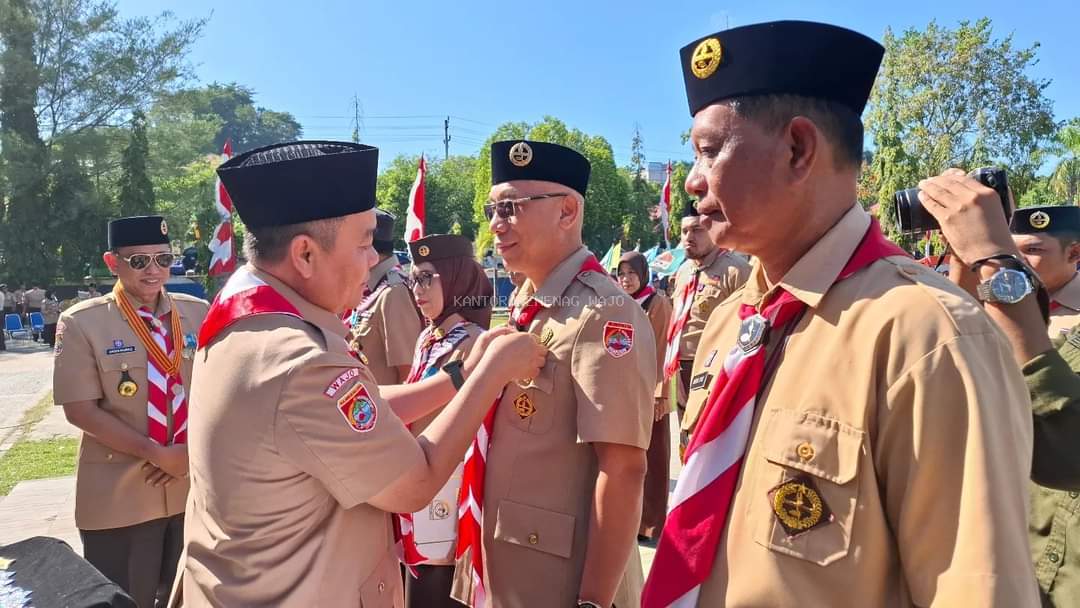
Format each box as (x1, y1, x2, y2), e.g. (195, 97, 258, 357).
(405, 154, 426, 242)
(659, 161, 673, 240)
(208, 140, 235, 276)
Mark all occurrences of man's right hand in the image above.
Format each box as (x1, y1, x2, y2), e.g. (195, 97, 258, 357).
(463, 326, 517, 377)
(481, 331, 547, 383)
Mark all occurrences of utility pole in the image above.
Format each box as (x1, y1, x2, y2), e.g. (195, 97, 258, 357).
(352, 95, 361, 143)
(443, 116, 451, 160)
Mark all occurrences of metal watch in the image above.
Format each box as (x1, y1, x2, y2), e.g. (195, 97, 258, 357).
(976, 267, 1035, 304)
(442, 360, 465, 390)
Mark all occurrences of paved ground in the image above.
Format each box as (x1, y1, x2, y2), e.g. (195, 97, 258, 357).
(0, 340, 55, 454)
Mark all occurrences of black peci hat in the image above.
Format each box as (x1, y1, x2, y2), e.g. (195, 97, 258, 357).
(1010, 205, 1080, 235)
(108, 216, 170, 249)
(490, 140, 591, 197)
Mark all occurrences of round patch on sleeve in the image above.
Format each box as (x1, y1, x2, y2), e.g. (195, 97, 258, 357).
(337, 382, 378, 433)
(603, 321, 635, 358)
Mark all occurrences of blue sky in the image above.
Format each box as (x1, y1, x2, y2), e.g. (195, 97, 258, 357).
(117, 0, 1078, 171)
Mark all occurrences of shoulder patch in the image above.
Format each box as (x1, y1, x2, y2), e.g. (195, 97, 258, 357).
(324, 367, 361, 397)
(603, 321, 635, 358)
(337, 382, 378, 432)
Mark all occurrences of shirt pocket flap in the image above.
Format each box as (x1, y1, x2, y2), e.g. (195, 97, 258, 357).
(494, 499, 575, 559)
(358, 552, 401, 608)
(517, 353, 556, 395)
(760, 409, 864, 485)
(98, 354, 147, 373)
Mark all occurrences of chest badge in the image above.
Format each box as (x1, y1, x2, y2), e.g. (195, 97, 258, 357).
(689, 372, 712, 391)
(117, 363, 138, 397)
(513, 393, 536, 419)
(737, 314, 769, 353)
(182, 333, 197, 359)
(769, 475, 833, 537)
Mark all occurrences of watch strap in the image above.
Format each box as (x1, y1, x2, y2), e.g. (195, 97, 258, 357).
(442, 360, 465, 390)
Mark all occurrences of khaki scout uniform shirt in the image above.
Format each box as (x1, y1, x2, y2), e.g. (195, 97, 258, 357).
(683, 205, 1039, 606)
(52, 291, 208, 531)
(645, 293, 673, 399)
(672, 248, 751, 361)
(1024, 330, 1080, 607)
(354, 256, 423, 385)
(459, 247, 655, 607)
(1048, 273, 1080, 338)
(179, 268, 424, 608)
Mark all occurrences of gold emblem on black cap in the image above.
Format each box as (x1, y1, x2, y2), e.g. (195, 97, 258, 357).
(418, 245, 431, 257)
(1030, 211, 1051, 230)
(690, 37, 723, 80)
(160, 219, 168, 235)
(509, 142, 533, 167)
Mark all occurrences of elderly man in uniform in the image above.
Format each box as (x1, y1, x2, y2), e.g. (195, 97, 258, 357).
(53, 215, 208, 608)
(349, 209, 422, 383)
(642, 21, 1039, 607)
(175, 141, 544, 608)
(1010, 205, 1080, 337)
(446, 140, 655, 608)
(663, 201, 749, 451)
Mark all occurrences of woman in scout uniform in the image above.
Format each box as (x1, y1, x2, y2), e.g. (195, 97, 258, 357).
(398, 234, 493, 607)
(53, 215, 208, 608)
(617, 250, 673, 544)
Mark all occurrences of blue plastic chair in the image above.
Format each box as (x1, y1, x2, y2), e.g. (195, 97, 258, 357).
(29, 312, 45, 339)
(4, 314, 31, 340)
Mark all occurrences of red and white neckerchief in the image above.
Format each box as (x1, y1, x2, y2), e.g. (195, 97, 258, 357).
(453, 255, 606, 607)
(198, 266, 303, 348)
(395, 320, 474, 572)
(663, 267, 701, 381)
(137, 306, 189, 445)
(633, 284, 657, 308)
(641, 221, 906, 608)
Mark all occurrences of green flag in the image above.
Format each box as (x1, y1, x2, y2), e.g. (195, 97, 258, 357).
(599, 242, 622, 272)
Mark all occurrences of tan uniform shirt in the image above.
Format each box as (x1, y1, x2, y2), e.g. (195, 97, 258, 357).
(52, 291, 209, 530)
(24, 287, 46, 309)
(672, 248, 751, 361)
(354, 256, 423, 385)
(179, 268, 423, 608)
(458, 247, 655, 607)
(645, 292, 673, 398)
(683, 205, 1039, 606)
(1049, 272, 1080, 338)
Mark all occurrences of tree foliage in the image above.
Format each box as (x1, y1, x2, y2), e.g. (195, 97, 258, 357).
(158, 83, 303, 154)
(116, 110, 154, 216)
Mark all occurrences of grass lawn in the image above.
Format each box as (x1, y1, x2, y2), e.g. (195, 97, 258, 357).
(491, 312, 509, 328)
(0, 391, 78, 496)
(0, 438, 78, 496)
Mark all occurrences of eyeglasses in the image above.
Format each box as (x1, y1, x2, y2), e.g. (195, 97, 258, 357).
(483, 192, 569, 221)
(116, 252, 175, 271)
(407, 271, 439, 290)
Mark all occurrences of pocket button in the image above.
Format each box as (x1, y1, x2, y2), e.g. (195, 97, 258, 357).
(796, 442, 815, 462)
(528, 532, 539, 545)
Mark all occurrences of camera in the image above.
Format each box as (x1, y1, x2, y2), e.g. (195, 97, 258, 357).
(894, 167, 1011, 233)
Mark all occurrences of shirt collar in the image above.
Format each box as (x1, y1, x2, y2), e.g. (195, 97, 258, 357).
(251, 265, 349, 339)
(1052, 272, 1080, 311)
(368, 256, 400, 290)
(524, 246, 593, 308)
(742, 204, 871, 310)
(694, 247, 721, 270)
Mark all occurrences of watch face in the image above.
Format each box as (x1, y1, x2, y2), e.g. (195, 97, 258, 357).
(991, 268, 1031, 303)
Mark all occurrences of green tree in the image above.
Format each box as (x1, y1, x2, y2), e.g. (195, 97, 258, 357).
(377, 155, 478, 247)
(49, 144, 108, 279)
(159, 83, 303, 153)
(154, 156, 217, 269)
(116, 110, 155, 216)
(863, 18, 1057, 239)
(1048, 118, 1080, 203)
(470, 117, 631, 257)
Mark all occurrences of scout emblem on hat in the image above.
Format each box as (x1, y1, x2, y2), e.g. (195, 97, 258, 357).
(1030, 211, 1051, 230)
(1009, 205, 1080, 235)
(409, 234, 474, 262)
(418, 245, 430, 257)
(337, 383, 378, 432)
(514, 393, 536, 419)
(738, 314, 769, 353)
(117, 363, 138, 397)
(690, 37, 722, 79)
(769, 475, 833, 537)
(160, 219, 168, 235)
(509, 142, 533, 167)
(603, 321, 634, 358)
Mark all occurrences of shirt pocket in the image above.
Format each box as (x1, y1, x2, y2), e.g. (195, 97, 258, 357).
(751, 408, 864, 566)
(503, 354, 557, 435)
(358, 551, 403, 608)
(493, 499, 576, 559)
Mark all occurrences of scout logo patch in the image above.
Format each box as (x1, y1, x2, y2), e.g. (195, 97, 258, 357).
(418, 245, 431, 257)
(430, 499, 451, 520)
(337, 382, 378, 432)
(689, 372, 712, 391)
(768, 475, 833, 537)
(324, 367, 360, 398)
(603, 321, 634, 358)
(509, 141, 533, 167)
(513, 393, 536, 419)
(690, 37, 722, 80)
(737, 314, 769, 353)
(1030, 210, 1051, 230)
(160, 219, 169, 235)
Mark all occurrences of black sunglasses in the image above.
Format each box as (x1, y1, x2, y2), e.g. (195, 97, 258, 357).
(116, 252, 175, 271)
(483, 192, 569, 221)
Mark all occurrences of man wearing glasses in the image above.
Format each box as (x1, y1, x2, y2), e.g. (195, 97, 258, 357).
(52, 215, 209, 607)
(450, 140, 655, 608)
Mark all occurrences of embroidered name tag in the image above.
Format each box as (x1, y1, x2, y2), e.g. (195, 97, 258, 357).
(689, 372, 712, 391)
(324, 368, 360, 398)
(105, 346, 137, 355)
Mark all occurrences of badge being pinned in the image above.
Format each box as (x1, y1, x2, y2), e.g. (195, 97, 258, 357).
(603, 321, 634, 358)
(337, 382, 378, 433)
